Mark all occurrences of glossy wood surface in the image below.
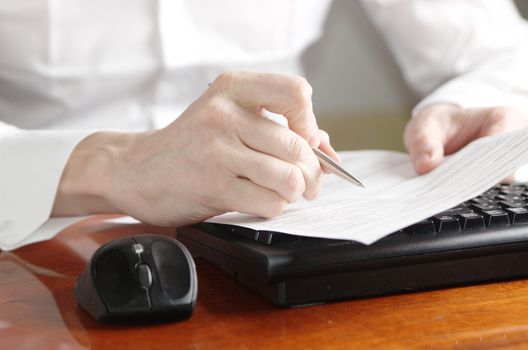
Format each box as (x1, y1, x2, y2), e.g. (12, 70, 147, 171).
(3, 216, 528, 349)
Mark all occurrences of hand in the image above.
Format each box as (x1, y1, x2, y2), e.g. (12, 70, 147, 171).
(53, 71, 339, 226)
(405, 104, 528, 175)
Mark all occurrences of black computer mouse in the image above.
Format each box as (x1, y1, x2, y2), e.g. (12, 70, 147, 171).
(75, 234, 197, 322)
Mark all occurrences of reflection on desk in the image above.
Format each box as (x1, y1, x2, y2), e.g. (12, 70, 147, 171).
(2, 216, 528, 349)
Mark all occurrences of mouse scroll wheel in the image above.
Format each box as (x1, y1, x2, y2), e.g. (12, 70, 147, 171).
(132, 243, 144, 254)
(136, 263, 153, 289)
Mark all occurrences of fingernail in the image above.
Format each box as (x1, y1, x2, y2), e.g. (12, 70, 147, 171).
(335, 154, 342, 164)
(418, 150, 432, 160)
(330, 147, 341, 164)
(414, 150, 434, 173)
(307, 131, 320, 148)
(304, 186, 321, 201)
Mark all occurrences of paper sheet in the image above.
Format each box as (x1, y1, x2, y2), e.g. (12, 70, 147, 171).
(208, 128, 528, 245)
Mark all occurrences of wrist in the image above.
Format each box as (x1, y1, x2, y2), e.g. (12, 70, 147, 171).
(52, 131, 138, 216)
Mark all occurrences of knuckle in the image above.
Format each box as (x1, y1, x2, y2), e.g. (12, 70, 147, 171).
(263, 197, 288, 218)
(488, 107, 516, 125)
(203, 98, 237, 130)
(212, 71, 237, 91)
(286, 135, 308, 160)
(410, 132, 430, 149)
(304, 172, 322, 200)
(203, 97, 228, 116)
(289, 76, 313, 103)
(282, 166, 305, 201)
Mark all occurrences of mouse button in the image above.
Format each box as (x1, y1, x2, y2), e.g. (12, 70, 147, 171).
(136, 263, 153, 289)
(131, 243, 145, 255)
(150, 240, 193, 302)
(131, 234, 157, 249)
(95, 249, 149, 312)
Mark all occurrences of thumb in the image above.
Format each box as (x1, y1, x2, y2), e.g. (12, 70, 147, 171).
(405, 117, 447, 175)
(222, 72, 321, 147)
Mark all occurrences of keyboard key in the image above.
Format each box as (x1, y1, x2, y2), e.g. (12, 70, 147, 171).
(258, 231, 305, 245)
(497, 194, 524, 202)
(441, 206, 471, 215)
(404, 220, 435, 234)
(505, 207, 528, 224)
(256, 231, 274, 244)
(499, 200, 526, 208)
(484, 188, 500, 196)
(481, 209, 510, 226)
(230, 226, 259, 240)
(500, 188, 525, 196)
(432, 215, 461, 233)
(471, 197, 496, 205)
(457, 212, 485, 231)
(471, 203, 502, 211)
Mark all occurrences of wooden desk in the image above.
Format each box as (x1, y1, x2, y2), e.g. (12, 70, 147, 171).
(3, 217, 528, 349)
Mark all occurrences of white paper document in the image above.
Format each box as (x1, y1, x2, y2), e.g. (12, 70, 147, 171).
(207, 129, 528, 245)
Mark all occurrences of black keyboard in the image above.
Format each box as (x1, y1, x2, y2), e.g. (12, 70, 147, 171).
(178, 184, 528, 307)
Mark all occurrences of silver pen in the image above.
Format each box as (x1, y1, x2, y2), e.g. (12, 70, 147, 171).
(313, 148, 365, 187)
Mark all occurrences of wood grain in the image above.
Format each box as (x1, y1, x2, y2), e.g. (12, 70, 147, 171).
(2, 216, 528, 349)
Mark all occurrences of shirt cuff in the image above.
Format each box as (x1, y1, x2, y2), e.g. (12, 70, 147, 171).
(0, 130, 94, 251)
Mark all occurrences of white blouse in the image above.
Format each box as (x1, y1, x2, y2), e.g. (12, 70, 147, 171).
(1, 0, 527, 250)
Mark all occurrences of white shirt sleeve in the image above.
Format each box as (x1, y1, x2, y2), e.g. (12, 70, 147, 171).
(361, 0, 528, 115)
(0, 121, 92, 251)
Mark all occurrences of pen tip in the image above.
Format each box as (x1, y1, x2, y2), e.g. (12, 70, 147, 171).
(352, 178, 366, 188)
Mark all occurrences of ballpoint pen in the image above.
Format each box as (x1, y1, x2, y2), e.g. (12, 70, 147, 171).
(312, 148, 365, 187)
(243, 108, 365, 187)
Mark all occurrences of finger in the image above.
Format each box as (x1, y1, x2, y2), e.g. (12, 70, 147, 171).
(318, 129, 341, 165)
(443, 107, 528, 153)
(212, 71, 320, 147)
(237, 113, 322, 200)
(478, 107, 528, 137)
(473, 107, 528, 183)
(225, 178, 289, 218)
(227, 148, 306, 203)
(318, 128, 330, 144)
(317, 145, 340, 175)
(404, 116, 446, 175)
